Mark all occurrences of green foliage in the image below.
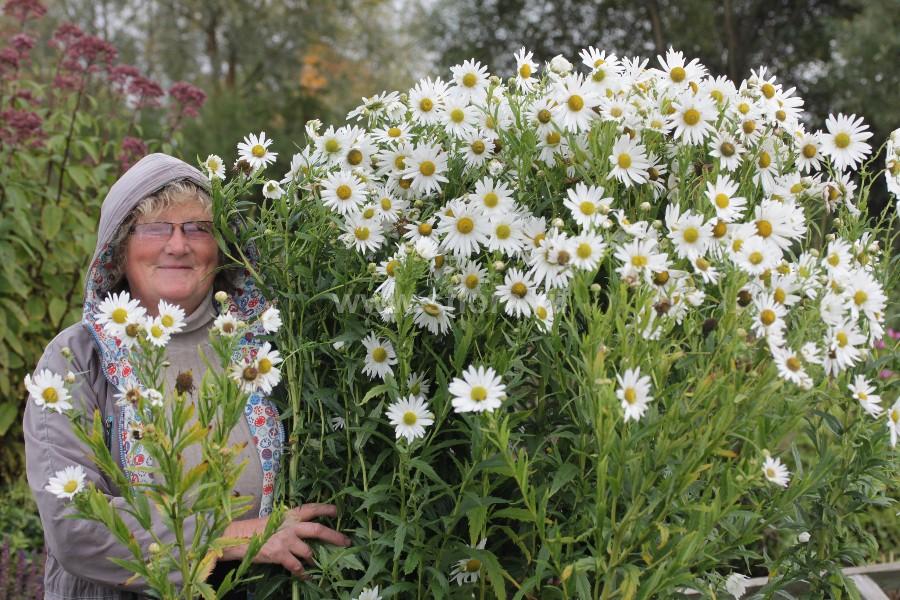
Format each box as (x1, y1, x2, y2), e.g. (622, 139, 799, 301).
(0, 9, 204, 483)
(0, 478, 44, 554)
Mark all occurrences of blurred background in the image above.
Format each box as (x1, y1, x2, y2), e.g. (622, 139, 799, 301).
(1, 0, 898, 595)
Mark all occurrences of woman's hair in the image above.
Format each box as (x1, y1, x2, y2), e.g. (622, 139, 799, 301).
(107, 179, 239, 295)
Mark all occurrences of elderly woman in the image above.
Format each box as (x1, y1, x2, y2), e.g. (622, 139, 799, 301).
(24, 153, 349, 599)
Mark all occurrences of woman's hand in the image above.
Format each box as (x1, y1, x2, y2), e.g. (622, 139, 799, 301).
(220, 503, 351, 576)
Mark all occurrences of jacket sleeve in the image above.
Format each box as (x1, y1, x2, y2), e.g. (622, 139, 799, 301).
(23, 325, 200, 591)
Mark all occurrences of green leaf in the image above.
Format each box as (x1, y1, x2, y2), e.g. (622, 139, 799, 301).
(0, 401, 17, 435)
(48, 297, 67, 325)
(42, 204, 63, 238)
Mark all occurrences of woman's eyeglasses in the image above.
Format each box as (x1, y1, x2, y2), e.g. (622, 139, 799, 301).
(129, 221, 215, 241)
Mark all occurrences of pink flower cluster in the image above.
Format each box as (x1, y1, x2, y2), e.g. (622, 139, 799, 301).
(168, 81, 206, 118)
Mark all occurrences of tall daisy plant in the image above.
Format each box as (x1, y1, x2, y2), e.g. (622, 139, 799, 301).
(94, 48, 900, 598)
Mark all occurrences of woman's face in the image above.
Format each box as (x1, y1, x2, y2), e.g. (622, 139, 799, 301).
(124, 199, 219, 316)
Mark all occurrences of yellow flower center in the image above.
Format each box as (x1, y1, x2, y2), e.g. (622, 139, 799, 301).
(258, 358, 272, 374)
(774, 288, 786, 304)
(577, 243, 592, 259)
(242, 366, 259, 381)
(567, 95, 585, 111)
(402, 411, 418, 426)
(775, 109, 786, 122)
(470, 140, 486, 154)
(682, 227, 699, 243)
(617, 153, 632, 169)
(125, 323, 140, 337)
(465, 558, 482, 572)
(362, 207, 376, 219)
(761, 82, 776, 99)
(380, 197, 392, 210)
(519, 63, 532, 78)
(623, 387, 637, 404)
(387, 127, 402, 137)
(749, 251, 764, 265)
(853, 290, 867, 306)
(592, 69, 606, 82)
(386, 260, 398, 277)
(394, 155, 407, 169)
(354, 227, 370, 241)
(495, 224, 511, 239)
(836, 332, 848, 347)
(738, 102, 750, 114)
(470, 386, 487, 402)
(151, 325, 164, 338)
(742, 120, 756, 135)
(537, 109, 551, 124)
(536, 306, 548, 319)
(324, 139, 339, 153)
(695, 257, 710, 271)
(533, 232, 545, 248)
(419, 160, 436, 176)
(786, 356, 802, 372)
(161, 315, 174, 328)
(711, 90, 724, 103)
(580, 201, 596, 215)
(251, 144, 266, 158)
(456, 217, 475, 234)
(483, 192, 499, 208)
(757, 151, 771, 169)
(756, 219, 773, 238)
(834, 132, 851, 149)
(682, 108, 701, 126)
(372, 347, 388, 363)
(347, 149, 363, 166)
(760, 309, 776, 326)
(462, 72, 477, 88)
(714, 193, 730, 209)
(802, 144, 817, 158)
(336, 184, 352, 200)
(720, 142, 735, 157)
(419, 98, 433, 112)
(610, 106, 623, 118)
(423, 303, 441, 316)
(42, 388, 59, 403)
(511, 282, 528, 298)
(63, 480, 78, 494)
(766, 467, 776, 479)
(858, 391, 868, 401)
(631, 255, 648, 268)
(112, 308, 128, 324)
(827, 253, 840, 267)
(450, 108, 465, 123)
(670, 66, 686, 82)
(545, 131, 561, 145)
(418, 222, 433, 236)
(464, 274, 479, 289)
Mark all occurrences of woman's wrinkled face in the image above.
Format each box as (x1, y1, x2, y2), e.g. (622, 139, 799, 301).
(124, 199, 219, 316)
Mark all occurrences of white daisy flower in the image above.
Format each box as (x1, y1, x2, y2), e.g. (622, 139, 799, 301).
(614, 238, 669, 284)
(353, 586, 382, 600)
(608, 134, 651, 188)
(236, 131, 278, 171)
(45, 465, 86, 500)
(450, 539, 487, 585)
(402, 143, 449, 196)
(408, 77, 448, 125)
(486, 212, 526, 258)
(259, 306, 282, 333)
(823, 321, 866, 377)
(513, 47, 538, 91)
(710, 132, 745, 171)
(656, 48, 706, 90)
(751, 295, 787, 342)
(794, 130, 824, 173)
(144, 317, 172, 347)
(460, 129, 494, 168)
(843, 268, 886, 322)
(315, 125, 350, 164)
(450, 59, 490, 104)
(203, 154, 225, 179)
(821, 113, 873, 171)
(470, 176, 514, 216)
(570, 231, 606, 271)
(361, 333, 397, 380)
(25, 369, 72, 413)
(146, 388, 164, 408)
(371, 123, 410, 145)
(616, 367, 653, 422)
(771, 346, 812, 388)
(449, 366, 506, 414)
(456, 258, 488, 302)
(262, 180, 284, 200)
(848, 375, 882, 418)
(563, 182, 611, 230)
(888, 400, 900, 448)
(385, 395, 434, 443)
(495, 268, 538, 318)
(96, 291, 146, 339)
(320, 170, 366, 216)
(440, 92, 479, 138)
(552, 73, 600, 133)
(437, 202, 490, 257)
(412, 294, 455, 336)
(342, 215, 385, 255)
(532, 293, 555, 331)
(667, 95, 717, 145)
(725, 572, 751, 599)
(666, 206, 712, 261)
(213, 313, 243, 337)
(113, 383, 145, 407)
(372, 186, 407, 223)
(407, 372, 431, 399)
(762, 455, 790, 487)
(156, 300, 186, 335)
(732, 235, 780, 276)
(231, 342, 283, 394)
(705, 176, 747, 223)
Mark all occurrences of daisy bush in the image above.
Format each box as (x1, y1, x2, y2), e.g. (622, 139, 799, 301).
(136, 48, 900, 597)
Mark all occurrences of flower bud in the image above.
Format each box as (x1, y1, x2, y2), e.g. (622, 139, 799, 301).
(640, 201, 652, 211)
(798, 532, 810, 543)
(548, 54, 573, 75)
(61, 347, 72, 359)
(590, 283, 602, 294)
(332, 340, 345, 351)
(493, 260, 506, 272)
(367, 262, 377, 274)
(148, 543, 161, 554)
(736, 328, 747, 338)
(489, 75, 501, 85)
(215, 290, 228, 303)
(65, 371, 76, 384)
(551, 217, 565, 229)
(652, 220, 663, 230)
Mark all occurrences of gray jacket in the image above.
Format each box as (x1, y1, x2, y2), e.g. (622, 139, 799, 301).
(23, 154, 283, 599)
